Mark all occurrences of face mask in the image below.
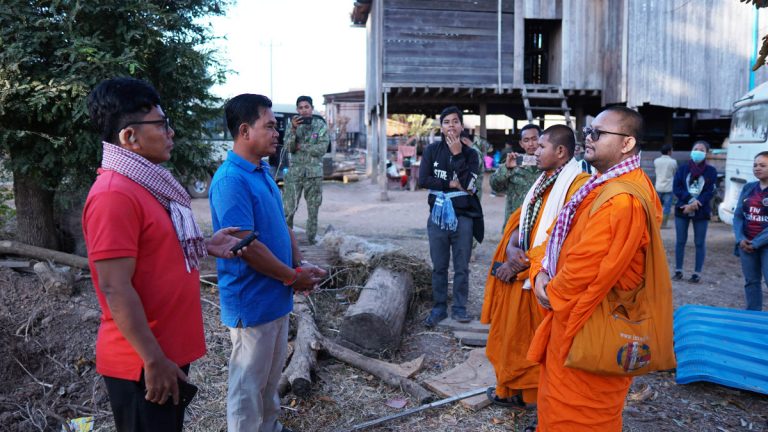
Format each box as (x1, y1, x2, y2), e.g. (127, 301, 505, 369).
(690, 150, 706, 163)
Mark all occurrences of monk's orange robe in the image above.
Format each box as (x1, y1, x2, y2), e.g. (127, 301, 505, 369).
(527, 169, 662, 431)
(480, 172, 588, 403)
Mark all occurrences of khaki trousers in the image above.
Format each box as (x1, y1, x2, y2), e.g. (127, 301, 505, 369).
(227, 315, 289, 432)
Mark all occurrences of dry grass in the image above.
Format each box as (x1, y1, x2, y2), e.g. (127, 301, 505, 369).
(185, 282, 538, 432)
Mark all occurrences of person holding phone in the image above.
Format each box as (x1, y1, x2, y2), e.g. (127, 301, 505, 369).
(211, 94, 325, 432)
(282, 95, 329, 245)
(490, 124, 543, 231)
(83, 78, 246, 432)
(418, 106, 484, 326)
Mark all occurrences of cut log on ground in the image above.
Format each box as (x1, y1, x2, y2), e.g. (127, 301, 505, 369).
(320, 335, 433, 404)
(33, 261, 74, 296)
(278, 295, 320, 397)
(0, 240, 89, 269)
(340, 267, 413, 355)
(279, 293, 429, 402)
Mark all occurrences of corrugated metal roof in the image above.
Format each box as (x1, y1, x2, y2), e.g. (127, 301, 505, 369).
(674, 305, 768, 395)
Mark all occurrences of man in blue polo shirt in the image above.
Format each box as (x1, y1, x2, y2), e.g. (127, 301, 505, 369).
(210, 93, 325, 432)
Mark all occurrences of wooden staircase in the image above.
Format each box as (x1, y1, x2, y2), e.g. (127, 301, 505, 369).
(521, 84, 573, 128)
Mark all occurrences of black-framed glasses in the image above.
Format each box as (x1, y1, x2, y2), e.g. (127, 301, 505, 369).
(120, 116, 172, 133)
(583, 126, 630, 142)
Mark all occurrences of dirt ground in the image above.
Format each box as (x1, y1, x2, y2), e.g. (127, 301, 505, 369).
(1, 177, 767, 431)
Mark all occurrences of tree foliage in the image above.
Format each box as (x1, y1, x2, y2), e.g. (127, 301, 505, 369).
(390, 114, 437, 138)
(0, 0, 229, 247)
(740, 0, 768, 70)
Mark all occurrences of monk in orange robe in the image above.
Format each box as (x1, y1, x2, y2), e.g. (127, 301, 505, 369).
(528, 107, 667, 431)
(481, 125, 590, 408)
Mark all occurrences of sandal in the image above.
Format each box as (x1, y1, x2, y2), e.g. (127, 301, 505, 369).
(485, 386, 526, 408)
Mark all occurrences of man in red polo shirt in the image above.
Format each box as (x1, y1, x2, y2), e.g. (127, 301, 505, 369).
(83, 77, 242, 432)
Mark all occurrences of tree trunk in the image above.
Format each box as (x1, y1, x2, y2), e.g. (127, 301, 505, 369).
(0, 240, 89, 269)
(278, 295, 320, 397)
(340, 267, 413, 355)
(279, 294, 427, 400)
(11, 169, 58, 250)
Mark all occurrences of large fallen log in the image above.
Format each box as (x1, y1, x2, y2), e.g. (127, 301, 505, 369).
(279, 294, 429, 403)
(340, 267, 413, 355)
(0, 240, 89, 269)
(320, 336, 433, 404)
(278, 295, 320, 397)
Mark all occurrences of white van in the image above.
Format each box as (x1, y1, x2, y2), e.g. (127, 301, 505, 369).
(718, 82, 768, 225)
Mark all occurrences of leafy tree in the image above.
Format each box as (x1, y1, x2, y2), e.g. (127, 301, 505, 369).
(741, 0, 768, 70)
(390, 114, 437, 138)
(0, 1, 228, 249)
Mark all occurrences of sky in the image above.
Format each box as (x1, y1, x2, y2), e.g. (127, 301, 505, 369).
(208, 0, 366, 112)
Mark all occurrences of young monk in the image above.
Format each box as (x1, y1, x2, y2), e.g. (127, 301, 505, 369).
(528, 106, 669, 431)
(481, 125, 590, 409)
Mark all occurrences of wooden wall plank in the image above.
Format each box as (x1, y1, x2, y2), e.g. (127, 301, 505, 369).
(382, 6, 513, 87)
(387, 0, 514, 13)
(625, 0, 754, 110)
(524, 0, 561, 19)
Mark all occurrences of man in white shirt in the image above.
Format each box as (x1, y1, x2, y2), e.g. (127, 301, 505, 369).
(654, 144, 678, 228)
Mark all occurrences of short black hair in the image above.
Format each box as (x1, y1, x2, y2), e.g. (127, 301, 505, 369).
(692, 140, 710, 151)
(541, 124, 576, 157)
(296, 95, 313, 107)
(660, 144, 673, 155)
(520, 123, 542, 136)
(439, 106, 463, 124)
(87, 77, 161, 144)
(604, 106, 644, 140)
(756, 151, 768, 160)
(224, 94, 273, 139)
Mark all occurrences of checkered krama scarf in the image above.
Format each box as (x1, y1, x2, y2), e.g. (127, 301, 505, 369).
(519, 165, 564, 252)
(543, 154, 641, 276)
(101, 142, 207, 271)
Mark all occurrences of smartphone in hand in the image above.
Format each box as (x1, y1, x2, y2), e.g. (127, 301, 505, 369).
(178, 380, 198, 407)
(300, 116, 313, 125)
(490, 261, 503, 277)
(229, 231, 259, 254)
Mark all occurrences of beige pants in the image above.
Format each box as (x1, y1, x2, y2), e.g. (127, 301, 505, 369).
(227, 315, 289, 432)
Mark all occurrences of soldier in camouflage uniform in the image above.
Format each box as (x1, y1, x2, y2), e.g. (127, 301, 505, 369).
(283, 95, 329, 244)
(489, 124, 542, 231)
(471, 134, 490, 199)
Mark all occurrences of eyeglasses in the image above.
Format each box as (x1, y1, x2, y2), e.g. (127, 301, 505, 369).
(120, 116, 172, 133)
(583, 126, 630, 142)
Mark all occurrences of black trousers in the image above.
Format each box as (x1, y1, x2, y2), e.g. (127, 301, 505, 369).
(103, 364, 190, 432)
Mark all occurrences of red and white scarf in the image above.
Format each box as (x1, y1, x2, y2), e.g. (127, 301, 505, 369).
(101, 142, 206, 271)
(543, 154, 641, 276)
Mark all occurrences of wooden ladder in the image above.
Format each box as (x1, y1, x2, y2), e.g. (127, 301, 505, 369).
(521, 85, 573, 128)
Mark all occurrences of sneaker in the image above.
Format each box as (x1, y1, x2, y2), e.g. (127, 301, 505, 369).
(424, 309, 448, 328)
(453, 311, 472, 323)
(672, 271, 683, 281)
(688, 274, 701, 284)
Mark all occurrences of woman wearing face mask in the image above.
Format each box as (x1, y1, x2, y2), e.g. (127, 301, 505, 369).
(672, 141, 718, 283)
(732, 151, 768, 311)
